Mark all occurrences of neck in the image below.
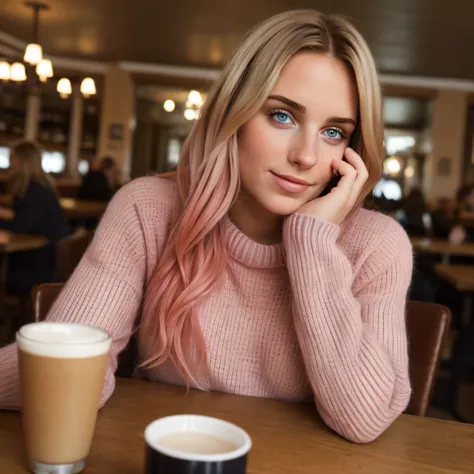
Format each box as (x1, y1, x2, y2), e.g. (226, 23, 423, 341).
(229, 189, 283, 245)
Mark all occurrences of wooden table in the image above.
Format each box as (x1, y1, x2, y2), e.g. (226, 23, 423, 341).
(435, 264, 474, 422)
(0, 195, 107, 221)
(436, 264, 474, 329)
(436, 264, 474, 292)
(59, 198, 107, 220)
(0, 231, 48, 254)
(1, 378, 474, 473)
(0, 231, 49, 321)
(411, 237, 474, 263)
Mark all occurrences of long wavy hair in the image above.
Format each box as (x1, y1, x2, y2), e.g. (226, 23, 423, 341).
(139, 9, 384, 383)
(9, 141, 56, 198)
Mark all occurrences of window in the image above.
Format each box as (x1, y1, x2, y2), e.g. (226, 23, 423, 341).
(0, 147, 9, 169)
(0, 146, 66, 173)
(373, 178, 402, 201)
(385, 135, 416, 155)
(41, 151, 66, 173)
(167, 138, 181, 167)
(78, 159, 89, 176)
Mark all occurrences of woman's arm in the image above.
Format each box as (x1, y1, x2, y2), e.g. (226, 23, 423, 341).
(283, 213, 412, 443)
(0, 180, 148, 410)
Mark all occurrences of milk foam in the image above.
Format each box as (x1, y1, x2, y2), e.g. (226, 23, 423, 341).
(17, 322, 111, 358)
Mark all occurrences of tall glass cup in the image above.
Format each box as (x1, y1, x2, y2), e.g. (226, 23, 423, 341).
(17, 322, 112, 474)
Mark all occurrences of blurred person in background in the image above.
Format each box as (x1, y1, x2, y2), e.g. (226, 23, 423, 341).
(396, 187, 432, 237)
(454, 184, 474, 243)
(78, 156, 119, 202)
(431, 197, 466, 243)
(0, 141, 69, 296)
(395, 188, 436, 302)
(457, 184, 474, 214)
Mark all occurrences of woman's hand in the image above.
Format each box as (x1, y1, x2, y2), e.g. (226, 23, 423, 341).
(297, 147, 368, 226)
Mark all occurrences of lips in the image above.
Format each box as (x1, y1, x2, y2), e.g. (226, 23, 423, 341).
(271, 172, 311, 194)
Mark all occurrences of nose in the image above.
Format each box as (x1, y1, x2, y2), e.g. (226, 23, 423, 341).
(288, 131, 318, 170)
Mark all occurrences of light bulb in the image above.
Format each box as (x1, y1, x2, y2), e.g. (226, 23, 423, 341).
(164, 99, 175, 112)
(36, 59, 53, 82)
(188, 90, 202, 106)
(10, 63, 26, 81)
(184, 109, 196, 121)
(384, 157, 401, 176)
(57, 78, 72, 99)
(24, 43, 43, 65)
(80, 77, 96, 98)
(0, 61, 10, 81)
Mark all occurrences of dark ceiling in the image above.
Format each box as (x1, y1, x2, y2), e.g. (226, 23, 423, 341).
(1, 0, 474, 80)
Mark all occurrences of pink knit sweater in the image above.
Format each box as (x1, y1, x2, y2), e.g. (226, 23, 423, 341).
(0, 176, 413, 443)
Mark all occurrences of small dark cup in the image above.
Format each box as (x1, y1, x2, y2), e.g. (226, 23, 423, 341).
(144, 415, 252, 474)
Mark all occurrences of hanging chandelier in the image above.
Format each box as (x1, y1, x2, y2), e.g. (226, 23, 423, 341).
(183, 90, 203, 120)
(24, 2, 53, 81)
(0, 1, 96, 99)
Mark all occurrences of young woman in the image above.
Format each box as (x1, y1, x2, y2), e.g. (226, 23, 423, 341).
(0, 10, 412, 443)
(0, 141, 69, 295)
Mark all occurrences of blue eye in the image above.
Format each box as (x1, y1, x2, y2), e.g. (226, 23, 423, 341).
(271, 111, 293, 124)
(324, 128, 344, 140)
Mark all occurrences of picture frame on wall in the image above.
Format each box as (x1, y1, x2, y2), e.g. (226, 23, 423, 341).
(109, 124, 123, 140)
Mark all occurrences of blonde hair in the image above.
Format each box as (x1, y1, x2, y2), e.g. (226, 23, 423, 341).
(9, 141, 56, 198)
(140, 9, 384, 382)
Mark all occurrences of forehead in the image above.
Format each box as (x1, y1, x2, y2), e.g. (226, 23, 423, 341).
(270, 51, 358, 121)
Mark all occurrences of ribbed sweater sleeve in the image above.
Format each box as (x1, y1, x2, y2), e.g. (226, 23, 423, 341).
(0, 179, 147, 410)
(283, 212, 413, 443)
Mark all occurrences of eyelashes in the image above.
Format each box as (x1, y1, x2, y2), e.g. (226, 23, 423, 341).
(269, 109, 294, 126)
(268, 109, 349, 144)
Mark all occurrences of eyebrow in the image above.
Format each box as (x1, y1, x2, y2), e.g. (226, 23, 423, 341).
(268, 95, 306, 114)
(267, 94, 357, 127)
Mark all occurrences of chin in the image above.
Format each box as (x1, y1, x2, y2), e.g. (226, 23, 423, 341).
(258, 194, 306, 216)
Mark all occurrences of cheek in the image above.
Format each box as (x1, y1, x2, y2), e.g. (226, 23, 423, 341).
(316, 144, 345, 179)
(238, 118, 281, 171)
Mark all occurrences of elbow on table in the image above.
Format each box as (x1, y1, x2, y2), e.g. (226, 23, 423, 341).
(327, 415, 399, 444)
(321, 397, 409, 444)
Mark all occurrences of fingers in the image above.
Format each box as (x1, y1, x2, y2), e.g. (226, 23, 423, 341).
(331, 158, 357, 194)
(344, 147, 368, 184)
(343, 147, 369, 202)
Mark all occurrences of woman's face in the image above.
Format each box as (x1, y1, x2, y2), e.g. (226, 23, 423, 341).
(237, 51, 358, 216)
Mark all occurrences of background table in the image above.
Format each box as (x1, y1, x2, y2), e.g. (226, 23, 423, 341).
(0, 195, 107, 221)
(436, 264, 474, 292)
(411, 237, 474, 263)
(0, 231, 49, 321)
(59, 198, 107, 221)
(1, 377, 474, 473)
(0, 231, 48, 254)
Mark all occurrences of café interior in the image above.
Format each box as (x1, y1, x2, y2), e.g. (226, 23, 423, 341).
(1, 1, 474, 472)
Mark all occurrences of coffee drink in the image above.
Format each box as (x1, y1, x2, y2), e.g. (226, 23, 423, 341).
(158, 432, 238, 455)
(17, 322, 111, 473)
(145, 415, 252, 474)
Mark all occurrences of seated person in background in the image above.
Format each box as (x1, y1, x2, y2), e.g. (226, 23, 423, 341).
(396, 187, 431, 237)
(0, 141, 69, 295)
(457, 184, 474, 214)
(431, 197, 466, 244)
(78, 156, 119, 202)
(395, 188, 437, 302)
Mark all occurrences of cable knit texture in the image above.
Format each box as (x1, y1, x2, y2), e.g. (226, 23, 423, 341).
(0, 176, 413, 443)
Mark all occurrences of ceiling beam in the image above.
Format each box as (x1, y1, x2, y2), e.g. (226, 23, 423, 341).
(2, 28, 474, 92)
